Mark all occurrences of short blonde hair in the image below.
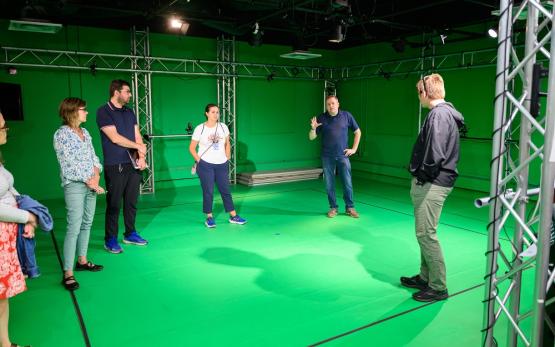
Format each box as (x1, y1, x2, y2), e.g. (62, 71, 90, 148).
(59, 97, 85, 128)
(416, 73, 445, 99)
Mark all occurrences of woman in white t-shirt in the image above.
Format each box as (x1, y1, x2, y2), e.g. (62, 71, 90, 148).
(189, 104, 247, 228)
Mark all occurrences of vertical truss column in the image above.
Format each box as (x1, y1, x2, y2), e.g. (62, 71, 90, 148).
(507, 3, 538, 347)
(418, 33, 436, 130)
(483, 1, 555, 346)
(217, 36, 237, 183)
(131, 27, 154, 194)
(324, 80, 336, 111)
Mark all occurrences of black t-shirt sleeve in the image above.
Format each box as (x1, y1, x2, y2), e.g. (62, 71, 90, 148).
(347, 112, 360, 132)
(96, 106, 115, 129)
(131, 110, 138, 126)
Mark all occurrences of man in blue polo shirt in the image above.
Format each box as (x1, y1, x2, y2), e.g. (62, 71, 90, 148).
(97, 79, 148, 254)
(309, 95, 362, 218)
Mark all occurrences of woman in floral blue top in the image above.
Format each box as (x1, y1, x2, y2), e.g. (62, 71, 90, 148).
(54, 97, 105, 291)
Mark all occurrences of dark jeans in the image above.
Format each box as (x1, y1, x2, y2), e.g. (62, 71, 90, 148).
(197, 160, 235, 214)
(103, 163, 141, 241)
(322, 155, 354, 209)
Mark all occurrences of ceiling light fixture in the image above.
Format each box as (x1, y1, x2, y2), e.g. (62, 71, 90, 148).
(9, 19, 62, 34)
(439, 34, 447, 45)
(170, 18, 183, 29)
(249, 22, 264, 47)
(329, 24, 345, 43)
(169, 16, 190, 35)
(392, 39, 406, 53)
(488, 28, 498, 38)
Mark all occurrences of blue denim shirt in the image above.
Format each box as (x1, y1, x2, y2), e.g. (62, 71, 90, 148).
(15, 195, 53, 279)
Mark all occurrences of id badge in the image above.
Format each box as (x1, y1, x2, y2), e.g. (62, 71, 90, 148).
(213, 142, 220, 150)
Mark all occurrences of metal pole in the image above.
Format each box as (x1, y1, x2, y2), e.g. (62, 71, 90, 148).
(483, 0, 512, 345)
(530, 11, 555, 345)
(231, 37, 237, 184)
(507, 4, 539, 346)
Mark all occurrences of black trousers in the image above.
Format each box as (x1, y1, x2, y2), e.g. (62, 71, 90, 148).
(103, 163, 141, 241)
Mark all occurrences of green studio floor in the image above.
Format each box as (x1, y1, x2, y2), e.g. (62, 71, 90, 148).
(11, 176, 520, 347)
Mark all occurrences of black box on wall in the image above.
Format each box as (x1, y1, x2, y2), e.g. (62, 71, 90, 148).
(0, 83, 24, 121)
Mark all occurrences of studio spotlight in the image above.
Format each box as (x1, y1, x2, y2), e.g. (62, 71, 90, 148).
(332, 0, 349, 8)
(180, 22, 190, 35)
(170, 18, 183, 29)
(249, 22, 264, 47)
(89, 62, 97, 76)
(488, 28, 498, 38)
(6, 66, 17, 75)
(292, 34, 308, 52)
(267, 71, 275, 82)
(378, 68, 391, 80)
(169, 16, 190, 34)
(392, 39, 406, 53)
(329, 24, 345, 43)
(439, 34, 447, 45)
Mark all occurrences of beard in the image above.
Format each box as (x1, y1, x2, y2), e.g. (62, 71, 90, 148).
(117, 95, 129, 105)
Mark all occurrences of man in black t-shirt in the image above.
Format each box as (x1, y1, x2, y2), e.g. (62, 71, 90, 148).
(96, 79, 148, 254)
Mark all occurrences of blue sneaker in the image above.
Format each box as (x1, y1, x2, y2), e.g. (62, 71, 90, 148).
(205, 217, 216, 228)
(229, 215, 247, 225)
(123, 231, 148, 246)
(104, 236, 123, 254)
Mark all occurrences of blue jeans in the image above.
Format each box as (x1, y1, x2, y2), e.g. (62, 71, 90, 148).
(322, 155, 354, 209)
(197, 160, 235, 214)
(63, 182, 97, 271)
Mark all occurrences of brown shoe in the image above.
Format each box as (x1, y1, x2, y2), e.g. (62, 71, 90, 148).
(327, 208, 338, 218)
(346, 208, 359, 218)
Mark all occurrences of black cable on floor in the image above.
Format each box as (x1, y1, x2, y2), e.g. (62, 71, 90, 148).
(309, 188, 512, 242)
(49, 229, 92, 347)
(308, 283, 484, 346)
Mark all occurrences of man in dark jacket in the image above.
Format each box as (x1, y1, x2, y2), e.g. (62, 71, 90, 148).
(400, 73, 465, 302)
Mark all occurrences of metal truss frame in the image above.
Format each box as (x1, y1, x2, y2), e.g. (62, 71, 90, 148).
(0, 27, 505, 197)
(0, 45, 325, 80)
(217, 36, 237, 183)
(131, 27, 155, 194)
(0, 45, 502, 83)
(337, 47, 499, 80)
(482, 1, 555, 346)
(323, 80, 337, 111)
(7, 16, 555, 347)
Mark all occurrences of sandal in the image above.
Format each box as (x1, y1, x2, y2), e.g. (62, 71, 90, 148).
(75, 261, 104, 272)
(61, 275, 79, 291)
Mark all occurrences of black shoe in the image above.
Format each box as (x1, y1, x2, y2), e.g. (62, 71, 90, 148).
(412, 288, 449, 302)
(400, 275, 429, 290)
(75, 261, 104, 272)
(61, 275, 79, 291)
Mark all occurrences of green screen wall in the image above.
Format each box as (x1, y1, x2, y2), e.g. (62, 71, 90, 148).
(0, 21, 517, 200)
